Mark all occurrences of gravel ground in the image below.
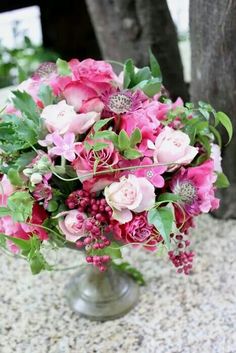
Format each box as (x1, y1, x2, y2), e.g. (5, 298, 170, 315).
(0, 214, 235, 353)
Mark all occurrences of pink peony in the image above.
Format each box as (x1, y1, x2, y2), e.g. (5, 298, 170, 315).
(170, 160, 220, 216)
(41, 100, 100, 135)
(73, 140, 119, 181)
(148, 126, 198, 171)
(104, 174, 155, 224)
(58, 210, 87, 242)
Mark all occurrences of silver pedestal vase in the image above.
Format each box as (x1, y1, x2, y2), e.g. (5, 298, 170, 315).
(65, 264, 140, 321)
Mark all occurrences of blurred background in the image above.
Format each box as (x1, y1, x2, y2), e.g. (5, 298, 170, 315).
(0, 0, 235, 218)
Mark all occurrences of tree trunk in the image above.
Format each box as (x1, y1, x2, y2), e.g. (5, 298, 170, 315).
(85, 0, 189, 101)
(190, 0, 236, 219)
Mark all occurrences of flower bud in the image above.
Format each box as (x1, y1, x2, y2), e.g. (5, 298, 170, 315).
(30, 172, 43, 185)
(23, 168, 33, 177)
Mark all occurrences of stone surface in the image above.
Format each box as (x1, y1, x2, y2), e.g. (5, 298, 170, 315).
(0, 214, 236, 353)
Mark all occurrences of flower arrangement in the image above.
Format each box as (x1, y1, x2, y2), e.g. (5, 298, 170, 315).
(0, 52, 232, 277)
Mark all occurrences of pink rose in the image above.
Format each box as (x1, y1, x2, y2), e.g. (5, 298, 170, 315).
(41, 100, 100, 135)
(0, 175, 15, 206)
(73, 140, 119, 181)
(114, 212, 160, 250)
(104, 175, 155, 224)
(69, 58, 117, 93)
(148, 126, 198, 171)
(210, 143, 222, 173)
(63, 82, 104, 113)
(58, 210, 87, 242)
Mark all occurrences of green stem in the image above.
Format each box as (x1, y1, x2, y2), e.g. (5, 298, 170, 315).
(52, 161, 181, 182)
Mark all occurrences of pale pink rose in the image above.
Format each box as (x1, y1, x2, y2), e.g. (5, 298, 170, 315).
(58, 210, 87, 242)
(41, 100, 100, 135)
(104, 175, 155, 224)
(210, 144, 222, 173)
(73, 140, 119, 181)
(148, 126, 198, 171)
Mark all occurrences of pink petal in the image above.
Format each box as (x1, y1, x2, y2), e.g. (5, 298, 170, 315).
(63, 82, 97, 112)
(64, 132, 75, 145)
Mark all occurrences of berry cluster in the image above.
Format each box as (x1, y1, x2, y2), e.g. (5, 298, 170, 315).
(168, 234, 194, 275)
(66, 189, 114, 271)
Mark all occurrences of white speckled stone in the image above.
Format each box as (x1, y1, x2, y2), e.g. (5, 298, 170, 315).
(0, 214, 236, 353)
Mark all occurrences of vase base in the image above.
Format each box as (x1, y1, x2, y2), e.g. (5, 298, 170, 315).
(65, 266, 139, 321)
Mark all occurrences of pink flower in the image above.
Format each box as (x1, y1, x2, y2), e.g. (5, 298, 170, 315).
(21, 203, 48, 241)
(114, 212, 160, 250)
(132, 157, 166, 187)
(58, 210, 87, 242)
(41, 100, 100, 135)
(148, 126, 198, 171)
(33, 180, 52, 208)
(73, 140, 119, 181)
(83, 175, 117, 192)
(170, 160, 220, 216)
(63, 82, 104, 113)
(210, 144, 222, 173)
(104, 174, 156, 224)
(101, 89, 143, 115)
(48, 132, 76, 162)
(0, 175, 15, 206)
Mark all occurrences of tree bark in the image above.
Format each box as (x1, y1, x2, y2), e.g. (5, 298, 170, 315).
(85, 0, 189, 101)
(190, 0, 236, 219)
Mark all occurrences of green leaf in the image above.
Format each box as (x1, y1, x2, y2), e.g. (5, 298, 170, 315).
(56, 58, 71, 76)
(8, 236, 31, 252)
(139, 77, 162, 97)
(38, 84, 54, 106)
(130, 128, 142, 147)
(93, 130, 118, 145)
(148, 207, 174, 249)
(149, 49, 162, 79)
(7, 191, 33, 222)
(197, 135, 211, 157)
(118, 130, 130, 150)
(112, 261, 145, 285)
(216, 111, 233, 144)
(7, 168, 23, 187)
(133, 67, 152, 85)
(47, 200, 58, 212)
(0, 207, 11, 217)
(11, 90, 39, 123)
(14, 151, 37, 170)
(94, 118, 113, 132)
(123, 59, 135, 88)
(93, 142, 109, 151)
(209, 125, 222, 148)
(123, 148, 142, 160)
(157, 193, 181, 203)
(215, 172, 230, 188)
(17, 64, 27, 83)
(84, 141, 92, 151)
(30, 252, 51, 275)
(91, 241, 122, 260)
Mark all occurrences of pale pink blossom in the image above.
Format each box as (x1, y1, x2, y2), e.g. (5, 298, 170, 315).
(104, 175, 155, 224)
(148, 126, 198, 171)
(48, 132, 76, 162)
(58, 210, 87, 242)
(41, 100, 100, 135)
